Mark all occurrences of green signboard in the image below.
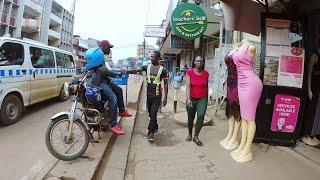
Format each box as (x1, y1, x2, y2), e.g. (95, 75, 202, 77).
(171, 3, 208, 40)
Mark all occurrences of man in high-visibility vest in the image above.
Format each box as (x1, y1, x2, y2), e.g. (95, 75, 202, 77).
(127, 51, 168, 141)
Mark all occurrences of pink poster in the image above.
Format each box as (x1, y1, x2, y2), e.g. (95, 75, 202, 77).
(279, 56, 303, 74)
(277, 47, 305, 88)
(271, 94, 300, 133)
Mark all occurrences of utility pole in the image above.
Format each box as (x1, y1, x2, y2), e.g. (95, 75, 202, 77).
(143, 32, 146, 58)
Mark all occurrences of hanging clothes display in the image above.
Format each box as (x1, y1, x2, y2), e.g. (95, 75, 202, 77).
(302, 52, 320, 136)
(225, 52, 241, 121)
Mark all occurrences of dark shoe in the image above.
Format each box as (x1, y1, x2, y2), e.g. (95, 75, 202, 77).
(193, 137, 203, 146)
(147, 132, 154, 142)
(186, 134, 192, 142)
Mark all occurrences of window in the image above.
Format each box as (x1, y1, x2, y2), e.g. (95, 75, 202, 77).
(0, 42, 24, 66)
(56, 52, 75, 69)
(30, 47, 55, 68)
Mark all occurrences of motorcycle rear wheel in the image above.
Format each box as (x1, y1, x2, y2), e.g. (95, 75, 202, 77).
(45, 117, 89, 161)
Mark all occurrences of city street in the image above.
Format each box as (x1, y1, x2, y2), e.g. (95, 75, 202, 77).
(2, 0, 320, 180)
(0, 99, 71, 180)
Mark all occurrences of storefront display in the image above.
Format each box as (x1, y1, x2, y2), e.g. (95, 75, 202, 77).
(254, 14, 306, 147)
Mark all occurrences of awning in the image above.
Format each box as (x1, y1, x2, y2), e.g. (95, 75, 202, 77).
(220, 0, 266, 36)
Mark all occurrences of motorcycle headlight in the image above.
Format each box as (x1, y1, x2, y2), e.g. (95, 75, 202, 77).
(69, 83, 78, 95)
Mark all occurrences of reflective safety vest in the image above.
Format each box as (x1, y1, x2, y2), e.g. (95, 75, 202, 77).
(146, 64, 163, 96)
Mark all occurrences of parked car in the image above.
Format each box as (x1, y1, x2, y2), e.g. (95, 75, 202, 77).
(0, 37, 76, 126)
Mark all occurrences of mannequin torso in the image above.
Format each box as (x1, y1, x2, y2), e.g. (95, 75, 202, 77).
(233, 43, 262, 121)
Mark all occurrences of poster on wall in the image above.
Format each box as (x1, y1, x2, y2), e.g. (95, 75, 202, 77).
(266, 18, 291, 56)
(271, 94, 300, 133)
(277, 47, 305, 88)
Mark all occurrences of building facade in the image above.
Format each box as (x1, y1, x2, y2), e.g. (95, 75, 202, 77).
(72, 35, 88, 73)
(159, 0, 222, 87)
(0, 0, 74, 52)
(136, 43, 157, 60)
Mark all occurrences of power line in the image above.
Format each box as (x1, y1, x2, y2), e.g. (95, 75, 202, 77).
(145, 0, 151, 27)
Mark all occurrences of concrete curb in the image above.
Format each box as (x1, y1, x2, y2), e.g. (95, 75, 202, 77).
(100, 78, 144, 180)
(277, 146, 320, 170)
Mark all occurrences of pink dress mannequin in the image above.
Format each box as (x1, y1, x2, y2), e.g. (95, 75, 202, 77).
(233, 44, 262, 121)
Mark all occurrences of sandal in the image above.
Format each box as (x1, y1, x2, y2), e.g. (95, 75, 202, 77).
(193, 137, 203, 146)
(186, 134, 192, 142)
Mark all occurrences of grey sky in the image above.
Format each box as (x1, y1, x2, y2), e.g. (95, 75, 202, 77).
(59, 0, 170, 60)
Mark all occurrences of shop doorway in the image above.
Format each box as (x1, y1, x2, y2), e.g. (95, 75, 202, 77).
(254, 13, 306, 147)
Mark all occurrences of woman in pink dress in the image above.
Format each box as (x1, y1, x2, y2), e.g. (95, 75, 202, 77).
(231, 41, 263, 163)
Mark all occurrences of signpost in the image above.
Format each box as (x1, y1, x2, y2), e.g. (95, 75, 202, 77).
(145, 27, 166, 38)
(171, 3, 208, 40)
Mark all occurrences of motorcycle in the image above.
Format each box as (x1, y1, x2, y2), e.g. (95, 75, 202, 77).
(45, 71, 110, 161)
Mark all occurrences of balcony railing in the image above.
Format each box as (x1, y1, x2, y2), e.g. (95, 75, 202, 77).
(50, 13, 62, 25)
(12, 0, 19, 6)
(48, 29, 60, 39)
(1, 14, 7, 24)
(9, 17, 15, 27)
(22, 18, 40, 32)
(24, 0, 43, 14)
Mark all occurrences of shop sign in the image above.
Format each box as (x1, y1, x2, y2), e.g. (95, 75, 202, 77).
(163, 54, 176, 61)
(171, 3, 207, 40)
(271, 94, 300, 133)
(170, 34, 194, 49)
(145, 27, 166, 38)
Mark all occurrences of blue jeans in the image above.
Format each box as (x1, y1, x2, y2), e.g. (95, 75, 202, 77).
(99, 82, 118, 126)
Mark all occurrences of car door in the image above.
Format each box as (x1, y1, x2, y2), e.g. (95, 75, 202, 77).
(0, 41, 31, 106)
(55, 52, 76, 94)
(29, 46, 57, 105)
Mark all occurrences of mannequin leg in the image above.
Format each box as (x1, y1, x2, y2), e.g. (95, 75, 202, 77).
(231, 120, 247, 157)
(220, 116, 235, 148)
(312, 137, 320, 145)
(224, 119, 241, 150)
(234, 120, 256, 163)
(301, 135, 320, 146)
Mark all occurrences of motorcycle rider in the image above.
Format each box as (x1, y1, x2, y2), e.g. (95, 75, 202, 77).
(98, 40, 132, 118)
(84, 45, 125, 135)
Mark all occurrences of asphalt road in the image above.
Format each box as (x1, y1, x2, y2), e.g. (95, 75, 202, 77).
(0, 98, 71, 180)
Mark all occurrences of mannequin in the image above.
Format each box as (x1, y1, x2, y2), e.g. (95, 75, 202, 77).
(230, 39, 263, 163)
(220, 44, 242, 150)
(301, 50, 320, 146)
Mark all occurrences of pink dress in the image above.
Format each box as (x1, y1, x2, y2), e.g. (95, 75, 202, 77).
(233, 44, 263, 121)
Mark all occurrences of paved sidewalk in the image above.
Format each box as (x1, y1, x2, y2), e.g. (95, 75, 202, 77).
(125, 85, 320, 180)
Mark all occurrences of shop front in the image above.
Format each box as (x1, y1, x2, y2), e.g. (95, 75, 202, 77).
(219, 0, 320, 149)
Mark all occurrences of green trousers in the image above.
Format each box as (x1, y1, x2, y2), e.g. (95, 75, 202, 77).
(186, 97, 208, 137)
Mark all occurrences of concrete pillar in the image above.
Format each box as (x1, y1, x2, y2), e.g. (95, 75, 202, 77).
(39, 0, 53, 45)
(14, 1, 25, 38)
(5, 2, 12, 35)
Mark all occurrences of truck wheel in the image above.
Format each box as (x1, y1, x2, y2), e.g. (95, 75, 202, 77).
(0, 94, 22, 126)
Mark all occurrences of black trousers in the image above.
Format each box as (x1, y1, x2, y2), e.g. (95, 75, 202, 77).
(109, 82, 125, 112)
(147, 95, 162, 133)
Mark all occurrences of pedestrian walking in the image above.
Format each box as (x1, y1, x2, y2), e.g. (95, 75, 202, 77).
(186, 54, 209, 146)
(127, 51, 168, 142)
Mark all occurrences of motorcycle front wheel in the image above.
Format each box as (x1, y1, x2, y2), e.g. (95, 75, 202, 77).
(45, 117, 89, 161)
